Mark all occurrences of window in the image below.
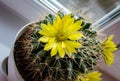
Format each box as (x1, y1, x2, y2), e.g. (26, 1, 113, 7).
(35, 0, 120, 29)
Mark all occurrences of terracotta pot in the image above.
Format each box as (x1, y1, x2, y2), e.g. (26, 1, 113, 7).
(7, 22, 36, 81)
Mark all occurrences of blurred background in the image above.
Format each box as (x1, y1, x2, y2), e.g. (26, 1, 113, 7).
(0, 0, 120, 81)
(58, 0, 120, 20)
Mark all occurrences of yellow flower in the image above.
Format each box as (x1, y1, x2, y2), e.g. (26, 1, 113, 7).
(39, 14, 83, 58)
(102, 35, 117, 66)
(77, 71, 102, 81)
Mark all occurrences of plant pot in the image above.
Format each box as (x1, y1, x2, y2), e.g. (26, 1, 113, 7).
(7, 22, 36, 81)
(6, 13, 118, 81)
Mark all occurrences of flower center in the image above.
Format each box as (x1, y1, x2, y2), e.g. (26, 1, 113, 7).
(57, 34, 66, 42)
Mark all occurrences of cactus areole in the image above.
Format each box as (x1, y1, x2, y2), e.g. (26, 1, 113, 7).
(11, 12, 117, 81)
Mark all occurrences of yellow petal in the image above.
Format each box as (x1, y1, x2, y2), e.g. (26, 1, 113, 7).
(56, 14, 61, 21)
(41, 23, 52, 32)
(87, 71, 102, 77)
(108, 35, 114, 41)
(86, 71, 102, 81)
(104, 52, 114, 66)
(41, 24, 47, 29)
(66, 41, 81, 48)
(68, 20, 82, 33)
(62, 14, 72, 21)
(39, 30, 47, 36)
(44, 43, 52, 50)
(75, 20, 82, 26)
(78, 71, 102, 81)
(57, 42, 65, 58)
(44, 37, 56, 50)
(102, 35, 117, 66)
(40, 23, 56, 36)
(47, 37, 56, 43)
(64, 44, 76, 56)
(53, 14, 61, 25)
(68, 32, 83, 40)
(62, 42, 65, 48)
(39, 30, 55, 37)
(62, 14, 74, 29)
(39, 36, 49, 42)
(64, 41, 81, 56)
(50, 43, 58, 56)
(53, 15, 62, 31)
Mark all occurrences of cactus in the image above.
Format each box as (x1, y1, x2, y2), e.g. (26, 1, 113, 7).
(14, 12, 117, 81)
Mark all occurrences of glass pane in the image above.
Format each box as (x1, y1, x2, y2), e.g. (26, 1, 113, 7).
(57, 0, 120, 21)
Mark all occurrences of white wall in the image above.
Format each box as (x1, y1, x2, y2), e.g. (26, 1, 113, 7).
(0, 4, 28, 62)
(0, 4, 28, 47)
